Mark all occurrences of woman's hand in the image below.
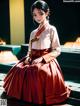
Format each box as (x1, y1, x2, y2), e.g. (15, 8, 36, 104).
(32, 57, 43, 64)
(24, 57, 31, 65)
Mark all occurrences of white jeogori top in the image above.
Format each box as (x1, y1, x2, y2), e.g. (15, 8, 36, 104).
(28, 23, 61, 58)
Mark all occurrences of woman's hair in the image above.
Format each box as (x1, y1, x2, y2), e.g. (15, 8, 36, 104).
(31, 0, 50, 20)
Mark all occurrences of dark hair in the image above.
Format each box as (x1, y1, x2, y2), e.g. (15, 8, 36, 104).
(31, 0, 50, 20)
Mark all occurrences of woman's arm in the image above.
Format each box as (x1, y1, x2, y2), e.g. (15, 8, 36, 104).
(42, 26, 61, 63)
(24, 32, 33, 64)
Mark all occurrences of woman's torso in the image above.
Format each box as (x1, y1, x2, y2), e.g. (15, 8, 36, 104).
(30, 23, 55, 50)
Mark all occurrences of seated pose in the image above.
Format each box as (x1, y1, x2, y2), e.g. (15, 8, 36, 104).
(3, 0, 71, 105)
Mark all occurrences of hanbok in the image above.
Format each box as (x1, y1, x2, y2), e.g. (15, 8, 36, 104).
(3, 22, 70, 105)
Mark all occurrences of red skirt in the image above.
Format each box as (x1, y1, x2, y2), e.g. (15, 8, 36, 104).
(3, 56, 70, 105)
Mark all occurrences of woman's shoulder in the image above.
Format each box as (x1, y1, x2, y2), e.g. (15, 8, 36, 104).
(49, 24, 57, 31)
(31, 28, 37, 34)
(30, 28, 38, 37)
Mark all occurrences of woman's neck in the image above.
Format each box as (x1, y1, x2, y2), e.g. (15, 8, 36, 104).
(39, 20, 48, 29)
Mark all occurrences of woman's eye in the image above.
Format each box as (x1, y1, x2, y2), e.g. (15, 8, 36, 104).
(39, 12, 44, 16)
(33, 14, 37, 17)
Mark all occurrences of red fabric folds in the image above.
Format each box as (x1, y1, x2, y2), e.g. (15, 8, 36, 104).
(3, 56, 70, 105)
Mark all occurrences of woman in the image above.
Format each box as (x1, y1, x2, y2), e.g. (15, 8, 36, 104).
(3, 0, 70, 105)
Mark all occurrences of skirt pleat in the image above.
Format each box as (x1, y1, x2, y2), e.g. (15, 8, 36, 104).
(3, 58, 70, 104)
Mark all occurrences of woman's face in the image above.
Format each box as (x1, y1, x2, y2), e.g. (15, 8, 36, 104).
(32, 8, 48, 24)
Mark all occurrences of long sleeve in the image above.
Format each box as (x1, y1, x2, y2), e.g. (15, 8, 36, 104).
(26, 32, 33, 57)
(42, 26, 61, 63)
(50, 26, 61, 56)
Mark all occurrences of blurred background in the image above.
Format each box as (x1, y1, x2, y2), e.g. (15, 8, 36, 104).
(0, 0, 80, 45)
